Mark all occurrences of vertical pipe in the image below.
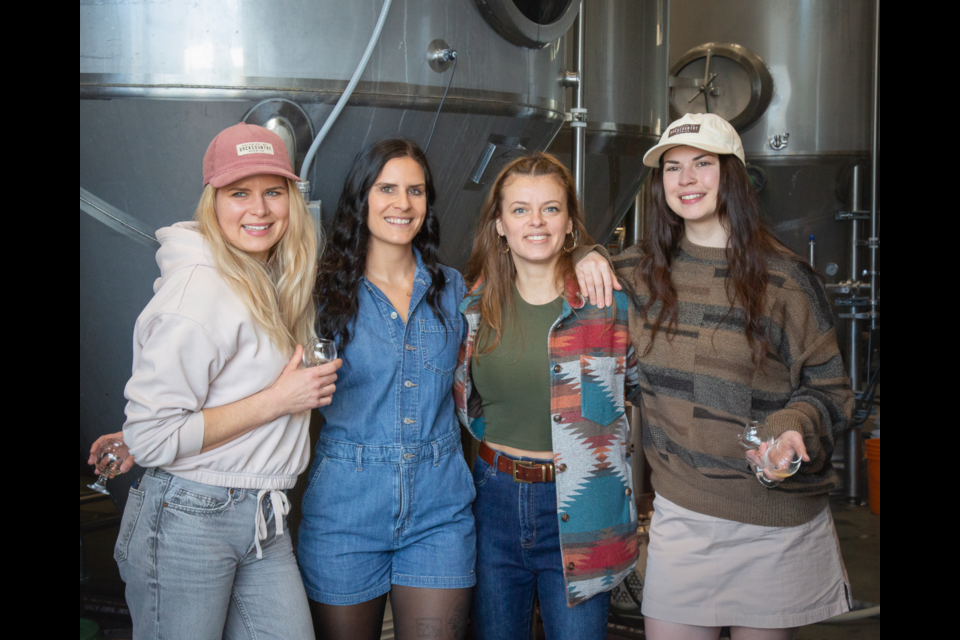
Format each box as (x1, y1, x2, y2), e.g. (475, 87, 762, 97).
(848, 165, 862, 393)
(869, 0, 880, 331)
(845, 165, 863, 503)
(808, 235, 816, 269)
(572, 1, 586, 202)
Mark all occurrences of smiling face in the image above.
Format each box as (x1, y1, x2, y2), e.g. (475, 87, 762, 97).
(495, 174, 573, 273)
(662, 145, 722, 228)
(214, 174, 291, 261)
(366, 156, 428, 251)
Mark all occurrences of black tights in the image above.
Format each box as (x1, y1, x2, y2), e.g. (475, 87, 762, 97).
(310, 586, 471, 640)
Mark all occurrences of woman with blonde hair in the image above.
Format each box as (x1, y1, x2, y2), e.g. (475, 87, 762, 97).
(107, 123, 340, 639)
(455, 152, 640, 639)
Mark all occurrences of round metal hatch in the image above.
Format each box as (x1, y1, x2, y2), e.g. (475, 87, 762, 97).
(669, 43, 774, 132)
(473, 0, 580, 49)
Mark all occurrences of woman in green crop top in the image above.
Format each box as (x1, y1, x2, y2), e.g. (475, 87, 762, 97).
(455, 152, 639, 639)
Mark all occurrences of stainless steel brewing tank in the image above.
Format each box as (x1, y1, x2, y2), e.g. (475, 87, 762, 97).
(549, 0, 669, 245)
(80, 0, 573, 503)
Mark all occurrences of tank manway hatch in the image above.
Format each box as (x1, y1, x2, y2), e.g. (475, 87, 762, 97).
(473, 0, 580, 48)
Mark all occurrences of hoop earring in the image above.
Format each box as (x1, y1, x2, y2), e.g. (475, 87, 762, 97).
(563, 229, 579, 253)
(498, 234, 510, 254)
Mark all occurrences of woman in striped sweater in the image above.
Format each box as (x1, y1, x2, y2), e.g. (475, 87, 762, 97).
(575, 113, 854, 640)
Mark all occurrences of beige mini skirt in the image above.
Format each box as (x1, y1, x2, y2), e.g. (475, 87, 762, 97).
(641, 493, 851, 629)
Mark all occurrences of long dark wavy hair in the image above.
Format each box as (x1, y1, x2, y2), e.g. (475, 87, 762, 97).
(637, 153, 808, 364)
(315, 138, 447, 352)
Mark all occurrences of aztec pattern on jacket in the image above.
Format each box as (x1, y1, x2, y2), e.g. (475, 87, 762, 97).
(454, 278, 641, 606)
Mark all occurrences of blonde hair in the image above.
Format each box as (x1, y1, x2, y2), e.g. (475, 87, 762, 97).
(194, 178, 320, 352)
(463, 152, 593, 355)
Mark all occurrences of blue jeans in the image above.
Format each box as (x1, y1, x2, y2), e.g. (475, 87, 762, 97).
(471, 454, 610, 640)
(115, 468, 314, 640)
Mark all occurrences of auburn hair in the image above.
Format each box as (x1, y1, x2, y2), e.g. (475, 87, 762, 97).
(463, 152, 593, 355)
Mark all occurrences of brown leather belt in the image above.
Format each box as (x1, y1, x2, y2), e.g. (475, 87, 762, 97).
(479, 441, 555, 483)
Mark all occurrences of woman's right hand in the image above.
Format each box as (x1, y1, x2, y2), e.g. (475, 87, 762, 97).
(88, 431, 137, 475)
(267, 345, 342, 416)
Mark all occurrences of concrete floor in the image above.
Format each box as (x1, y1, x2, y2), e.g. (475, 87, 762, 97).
(80, 473, 880, 639)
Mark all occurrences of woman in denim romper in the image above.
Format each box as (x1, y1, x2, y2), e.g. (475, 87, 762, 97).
(297, 139, 476, 639)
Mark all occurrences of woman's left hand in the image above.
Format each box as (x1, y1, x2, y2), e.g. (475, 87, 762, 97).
(746, 430, 809, 481)
(574, 251, 621, 308)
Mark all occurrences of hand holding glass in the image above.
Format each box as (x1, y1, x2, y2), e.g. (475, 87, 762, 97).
(737, 421, 801, 486)
(87, 439, 131, 495)
(303, 339, 337, 367)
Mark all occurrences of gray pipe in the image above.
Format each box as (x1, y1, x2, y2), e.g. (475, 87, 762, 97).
(572, 1, 586, 203)
(299, 0, 394, 183)
(868, 0, 880, 331)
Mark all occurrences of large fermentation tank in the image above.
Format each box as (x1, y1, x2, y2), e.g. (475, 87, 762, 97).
(80, 0, 579, 499)
(549, 0, 669, 244)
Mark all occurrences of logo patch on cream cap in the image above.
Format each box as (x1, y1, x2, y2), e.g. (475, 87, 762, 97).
(643, 114, 745, 167)
(236, 142, 275, 156)
(668, 124, 701, 137)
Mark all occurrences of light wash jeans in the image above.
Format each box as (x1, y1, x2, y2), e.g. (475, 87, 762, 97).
(115, 468, 314, 640)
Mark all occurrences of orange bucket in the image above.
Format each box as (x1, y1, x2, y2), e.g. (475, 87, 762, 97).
(864, 438, 880, 515)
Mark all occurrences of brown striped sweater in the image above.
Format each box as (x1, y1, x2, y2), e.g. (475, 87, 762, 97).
(611, 238, 854, 527)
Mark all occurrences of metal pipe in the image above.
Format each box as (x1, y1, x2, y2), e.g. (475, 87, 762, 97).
(848, 166, 862, 393)
(808, 235, 816, 269)
(572, 1, 586, 203)
(298, 0, 394, 184)
(868, 0, 880, 331)
(844, 164, 863, 503)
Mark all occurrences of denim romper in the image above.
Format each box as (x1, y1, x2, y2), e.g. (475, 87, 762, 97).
(297, 251, 477, 605)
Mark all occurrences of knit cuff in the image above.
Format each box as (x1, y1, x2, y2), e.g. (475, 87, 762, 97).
(571, 243, 611, 265)
(765, 408, 810, 441)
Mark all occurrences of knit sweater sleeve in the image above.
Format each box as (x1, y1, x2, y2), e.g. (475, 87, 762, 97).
(764, 262, 855, 474)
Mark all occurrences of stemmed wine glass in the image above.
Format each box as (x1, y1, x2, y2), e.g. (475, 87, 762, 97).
(303, 338, 337, 368)
(737, 421, 801, 487)
(87, 439, 131, 496)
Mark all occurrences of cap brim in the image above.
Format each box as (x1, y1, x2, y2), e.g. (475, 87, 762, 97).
(642, 141, 742, 167)
(207, 164, 301, 188)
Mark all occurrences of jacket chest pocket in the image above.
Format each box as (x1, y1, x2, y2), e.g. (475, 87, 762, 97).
(579, 354, 625, 426)
(420, 318, 458, 377)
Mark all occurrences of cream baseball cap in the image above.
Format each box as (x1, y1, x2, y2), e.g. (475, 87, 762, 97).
(642, 113, 745, 167)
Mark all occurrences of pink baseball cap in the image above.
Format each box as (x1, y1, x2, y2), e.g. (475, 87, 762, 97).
(202, 123, 301, 188)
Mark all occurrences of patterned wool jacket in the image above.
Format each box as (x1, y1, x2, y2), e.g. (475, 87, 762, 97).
(454, 279, 641, 606)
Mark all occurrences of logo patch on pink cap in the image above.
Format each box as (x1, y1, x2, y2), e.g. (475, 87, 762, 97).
(236, 142, 275, 156)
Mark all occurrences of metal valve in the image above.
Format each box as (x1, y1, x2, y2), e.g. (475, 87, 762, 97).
(769, 133, 790, 150)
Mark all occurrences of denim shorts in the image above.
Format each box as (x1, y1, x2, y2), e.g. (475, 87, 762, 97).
(296, 430, 477, 605)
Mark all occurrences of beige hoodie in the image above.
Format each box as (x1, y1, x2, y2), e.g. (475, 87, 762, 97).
(122, 222, 310, 490)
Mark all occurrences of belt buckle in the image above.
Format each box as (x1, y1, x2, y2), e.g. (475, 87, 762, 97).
(512, 460, 552, 483)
